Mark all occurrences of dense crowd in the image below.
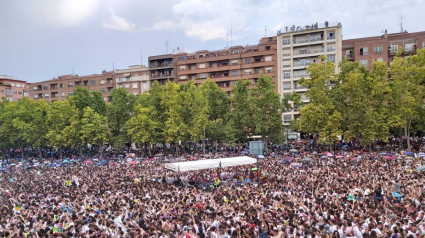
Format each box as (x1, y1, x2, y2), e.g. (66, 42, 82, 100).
(1, 150, 425, 238)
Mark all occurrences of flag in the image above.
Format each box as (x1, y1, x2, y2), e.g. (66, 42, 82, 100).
(14, 205, 21, 211)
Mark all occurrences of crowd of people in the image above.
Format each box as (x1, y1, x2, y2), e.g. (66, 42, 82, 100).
(1, 149, 425, 238)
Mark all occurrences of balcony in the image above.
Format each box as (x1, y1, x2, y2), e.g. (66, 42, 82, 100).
(293, 74, 309, 78)
(345, 53, 354, 59)
(327, 36, 335, 40)
(374, 51, 383, 55)
(151, 72, 175, 79)
(389, 49, 398, 55)
(293, 62, 312, 69)
(293, 49, 324, 56)
(150, 62, 173, 69)
(293, 37, 324, 46)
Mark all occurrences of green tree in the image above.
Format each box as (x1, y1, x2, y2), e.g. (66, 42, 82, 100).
(127, 105, 159, 155)
(161, 81, 187, 154)
(107, 88, 136, 149)
(46, 100, 78, 158)
(249, 75, 284, 149)
(388, 48, 425, 150)
(191, 88, 209, 155)
(146, 81, 166, 144)
(68, 86, 107, 115)
(231, 79, 253, 142)
(80, 107, 109, 155)
(299, 56, 341, 151)
(26, 100, 51, 157)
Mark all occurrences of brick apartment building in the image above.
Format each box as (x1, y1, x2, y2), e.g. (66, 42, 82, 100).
(342, 30, 425, 68)
(148, 54, 177, 86)
(115, 65, 150, 95)
(174, 36, 277, 94)
(29, 71, 115, 103)
(0, 75, 29, 102)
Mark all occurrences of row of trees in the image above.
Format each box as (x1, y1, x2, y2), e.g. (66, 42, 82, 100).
(295, 48, 425, 151)
(0, 75, 284, 158)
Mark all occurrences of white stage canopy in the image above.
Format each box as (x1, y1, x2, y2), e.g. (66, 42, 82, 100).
(165, 156, 257, 172)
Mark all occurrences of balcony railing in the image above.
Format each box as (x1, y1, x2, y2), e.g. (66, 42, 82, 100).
(294, 37, 324, 44)
(151, 73, 173, 79)
(294, 74, 309, 78)
(327, 36, 335, 40)
(293, 62, 312, 67)
(150, 63, 173, 68)
(345, 53, 354, 59)
(293, 49, 324, 55)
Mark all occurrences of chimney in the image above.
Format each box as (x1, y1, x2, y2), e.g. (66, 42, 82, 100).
(177, 47, 179, 50)
(384, 29, 388, 39)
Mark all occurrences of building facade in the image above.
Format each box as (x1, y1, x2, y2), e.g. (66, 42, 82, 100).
(115, 65, 150, 95)
(342, 30, 425, 68)
(174, 36, 277, 94)
(148, 54, 177, 86)
(276, 22, 343, 127)
(0, 76, 29, 102)
(29, 71, 115, 103)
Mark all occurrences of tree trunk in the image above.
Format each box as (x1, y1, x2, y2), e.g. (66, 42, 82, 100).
(405, 124, 411, 151)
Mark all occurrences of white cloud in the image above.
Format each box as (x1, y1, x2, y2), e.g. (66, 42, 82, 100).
(142, 20, 177, 31)
(103, 11, 136, 32)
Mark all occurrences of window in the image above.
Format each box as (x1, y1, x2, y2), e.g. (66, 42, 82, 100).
(199, 74, 206, 79)
(283, 72, 291, 79)
(390, 45, 398, 53)
(423, 41, 425, 48)
(33, 95, 38, 99)
(16, 84, 21, 88)
(375, 58, 383, 62)
(283, 38, 290, 45)
(327, 45, 335, 52)
(124, 83, 129, 89)
(405, 43, 414, 52)
(178, 56, 185, 61)
(360, 47, 368, 56)
(283, 116, 292, 123)
(360, 60, 368, 67)
(265, 67, 272, 73)
(100, 88, 106, 93)
(265, 46, 271, 51)
(142, 82, 147, 90)
(244, 58, 251, 64)
(69, 91, 73, 96)
(231, 49, 239, 55)
(231, 60, 238, 65)
(265, 56, 272, 62)
(255, 68, 261, 74)
(299, 48, 307, 54)
(33, 87, 37, 91)
(327, 32, 335, 39)
(283, 82, 291, 90)
(100, 80, 105, 85)
(90, 80, 96, 86)
(210, 62, 217, 68)
(84, 81, 88, 86)
(231, 70, 238, 76)
(10, 84, 15, 87)
(231, 81, 238, 86)
(198, 63, 206, 69)
(244, 69, 252, 75)
(179, 66, 186, 71)
(61, 92, 65, 97)
(43, 85, 49, 90)
(132, 83, 138, 88)
(68, 83, 74, 88)
(23, 91, 28, 97)
(44, 93, 49, 98)
(179, 76, 187, 80)
(374, 46, 383, 54)
(327, 55, 335, 62)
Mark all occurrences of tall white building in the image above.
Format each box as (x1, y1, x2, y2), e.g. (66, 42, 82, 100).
(276, 21, 342, 135)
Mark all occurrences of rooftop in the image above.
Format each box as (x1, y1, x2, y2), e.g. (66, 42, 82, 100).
(277, 21, 342, 36)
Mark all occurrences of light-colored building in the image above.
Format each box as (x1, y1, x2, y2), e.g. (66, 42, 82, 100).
(276, 22, 342, 129)
(115, 65, 150, 95)
(0, 75, 29, 102)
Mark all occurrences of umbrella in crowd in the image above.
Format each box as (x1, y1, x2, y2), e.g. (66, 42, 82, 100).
(417, 166, 425, 171)
(258, 155, 265, 159)
(85, 160, 93, 165)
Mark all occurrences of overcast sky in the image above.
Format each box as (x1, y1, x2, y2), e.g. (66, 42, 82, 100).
(0, 0, 423, 83)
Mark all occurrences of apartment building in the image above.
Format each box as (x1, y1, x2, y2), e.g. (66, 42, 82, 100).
(342, 30, 425, 68)
(0, 75, 29, 102)
(175, 36, 277, 94)
(277, 22, 343, 129)
(115, 65, 150, 95)
(148, 54, 177, 85)
(29, 70, 115, 103)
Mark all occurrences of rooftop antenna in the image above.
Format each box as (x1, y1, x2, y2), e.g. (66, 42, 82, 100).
(399, 17, 404, 32)
(72, 68, 74, 76)
(165, 41, 169, 54)
(264, 26, 267, 37)
(227, 38, 229, 49)
(140, 51, 143, 66)
(230, 22, 233, 47)
(113, 63, 115, 71)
